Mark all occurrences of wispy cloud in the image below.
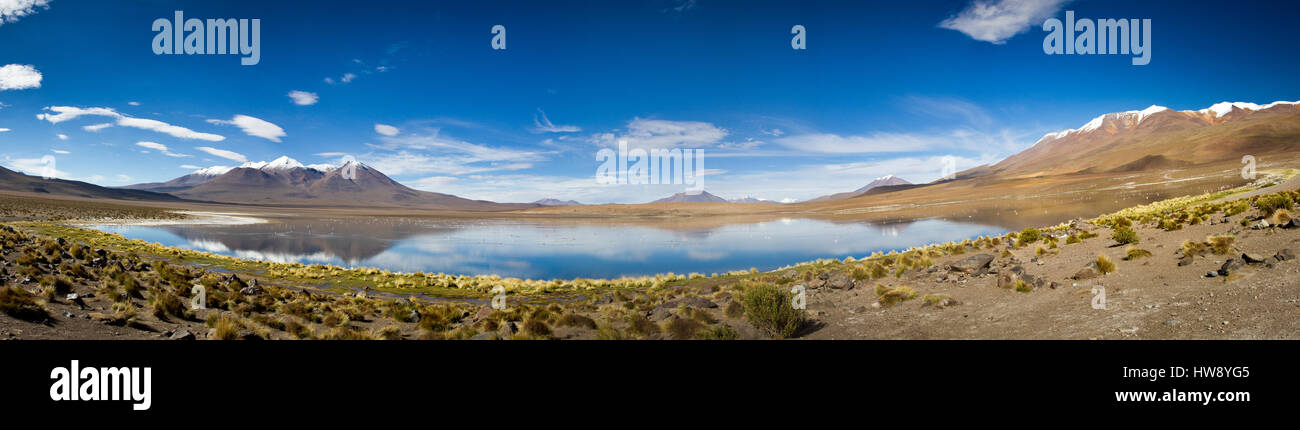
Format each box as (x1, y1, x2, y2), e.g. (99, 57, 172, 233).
(532, 109, 581, 133)
(195, 146, 248, 163)
(37, 106, 226, 141)
(287, 90, 319, 106)
(588, 118, 728, 149)
(0, 64, 41, 90)
(0, 0, 50, 26)
(939, 0, 1068, 44)
(207, 115, 286, 142)
(136, 141, 191, 158)
(82, 122, 112, 132)
(373, 123, 400, 136)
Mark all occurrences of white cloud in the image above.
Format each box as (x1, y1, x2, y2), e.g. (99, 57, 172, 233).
(179, 164, 203, 170)
(589, 118, 727, 149)
(0, 0, 50, 26)
(135, 141, 167, 151)
(127, 101, 141, 106)
(114, 174, 132, 183)
(82, 123, 112, 132)
(3, 156, 67, 179)
(136, 141, 190, 158)
(207, 114, 286, 142)
(373, 123, 400, 136)
(939, 0, 1068, 44)
(51, 149, 69, 154)
(36, 106, 226, 141)
(195, 146, 248, 163)
(532, 109, 581, 133)
(341, 73, 356, 83)
(0, 64, 41, 90)
(0, 128, 8, 132)
(56, 133, 67, 140)
(287, 90, 318, 106)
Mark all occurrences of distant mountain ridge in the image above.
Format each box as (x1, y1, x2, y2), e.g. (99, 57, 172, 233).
(808, 175, 913, 202)
(533, 198, 582, 206)
(125, 156, 536, 210)
(651, 190, 728, 203)
(0, 166, 182, 202)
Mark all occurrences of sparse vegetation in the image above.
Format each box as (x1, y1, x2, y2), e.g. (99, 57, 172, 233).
(1095, 254, 1116, 275)
(741, 285, 805, 338)
(1123, 247, 1152, 261)
(1111, 226, 1140, 245)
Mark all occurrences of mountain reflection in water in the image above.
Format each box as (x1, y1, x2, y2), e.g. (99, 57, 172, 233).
(89, 217, 1006, 279)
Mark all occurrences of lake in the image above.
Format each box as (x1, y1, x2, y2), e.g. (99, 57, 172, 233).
(87, 217, 1007, 279)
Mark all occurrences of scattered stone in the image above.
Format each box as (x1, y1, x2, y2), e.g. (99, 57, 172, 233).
(1218, 259, 1243, 276)
(61, 311, 75, 318)
(239, 279, 262, 295)
(824, 271, 854, 290)
(470, 332, 499, 340)
(1251, 220, 1271, 230)
(1206, 271, 1218, 278)
(1072, 267, 1098, 280)
(1275, 249, 1295, 262)
(593, 293, 615, 305)
(1177, 256, 1193, 266)
(408, 309, 421, 322)
(1242, 253, 1269, 264)
(169, 330, 195, 340)
(948, 254, 994, 274)
(498, 321, 517, 338)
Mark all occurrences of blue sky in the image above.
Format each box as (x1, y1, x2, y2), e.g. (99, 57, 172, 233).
(1, 0, 1298, 203)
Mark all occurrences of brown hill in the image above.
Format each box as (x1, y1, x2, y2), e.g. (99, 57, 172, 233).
(0, 166, 181, 202)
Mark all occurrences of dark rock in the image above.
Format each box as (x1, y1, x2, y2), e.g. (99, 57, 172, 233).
(1242, 253, 1269, 264)
(1206, 271, 1218, 278)
(1218, 259, 1243, 276)
(1177, 256, 1193, 266)
(1072, 267, 1098, 280)
(824, 271, 854, 290)
(1275, 249, 1295, 262)
(169, 330, 195, 340)
(948, 254, 995, 274)
(239, 279, 262, 295)
(498, 321, 517, 338)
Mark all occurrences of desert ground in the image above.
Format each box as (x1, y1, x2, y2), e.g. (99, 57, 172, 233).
(1, 163, 1298, 340)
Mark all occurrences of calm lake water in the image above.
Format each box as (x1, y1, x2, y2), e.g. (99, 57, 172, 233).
(88, 217, 1006, 279)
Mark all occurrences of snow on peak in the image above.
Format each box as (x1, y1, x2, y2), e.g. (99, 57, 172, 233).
(1199, 100, 1299, 118)
(191, 165, 233, 176)
(875, 174, 894, 181)
(263, 156, 304, 170)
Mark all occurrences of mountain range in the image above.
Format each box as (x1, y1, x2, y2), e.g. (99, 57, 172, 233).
(119, 156, 534, 210)
(808, 175, 914, 202)
(6, 100, 1298, 209)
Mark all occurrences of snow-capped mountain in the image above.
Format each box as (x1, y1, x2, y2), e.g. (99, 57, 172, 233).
(990, 99, 1300, 178)
(124, 156, 536, 210)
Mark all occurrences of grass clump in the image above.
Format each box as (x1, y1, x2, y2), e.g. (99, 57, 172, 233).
(1123, 247, 1153, 261)
(1095, 254, 1116, 275)
(875, 284, 918, 308)
(1182, 240, 1209, 259)
(723, 300, 744, 319)
(0, 285, 47, 321)
(1207, 235, 1235, 255)
(625, 314, 660, 338)
(1254, 194, 1294, 217)
(1111, 226, 1140, 245)
(740, 285, 806, 338)
(521, 319, 553, 339)
(1273, 209, 1292, 226)
(556, 313, 597, 330)
(662, 317, 704, 340)
(1014, 279, 1032, 293)
(692, 324, 739, 340)
(1016, 228, 1041, 247)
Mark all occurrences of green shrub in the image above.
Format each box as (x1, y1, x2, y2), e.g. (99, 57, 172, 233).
(1254, 194, 1294, 217)
(741, 285, 806, 338)
(1111, 226, 1140, 245)
(1207, 235, 1234, 255)
(1017, 228, 1041, 246)
(693, 324, 739, 340)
